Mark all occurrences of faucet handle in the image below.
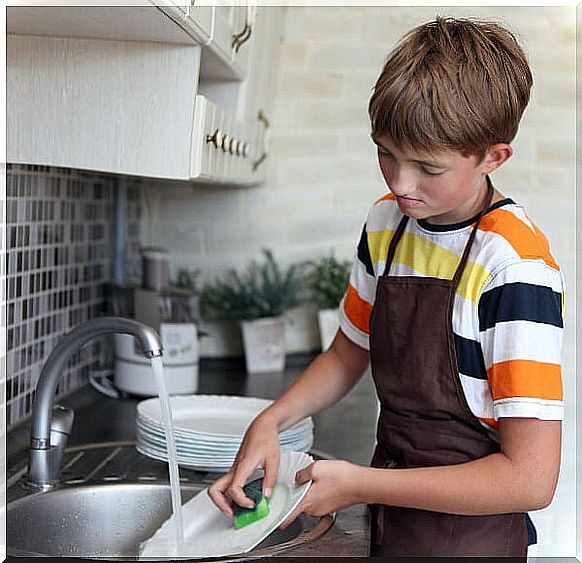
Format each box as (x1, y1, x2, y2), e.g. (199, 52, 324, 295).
(49, 405, 74, 449)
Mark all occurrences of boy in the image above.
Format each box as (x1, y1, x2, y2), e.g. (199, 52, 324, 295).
(208, 17, 564, 557)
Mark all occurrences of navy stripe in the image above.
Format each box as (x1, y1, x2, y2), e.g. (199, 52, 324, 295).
(454, 333, 487, 380)
(479, 282, 563, 331)
(357, 225, 375, 277)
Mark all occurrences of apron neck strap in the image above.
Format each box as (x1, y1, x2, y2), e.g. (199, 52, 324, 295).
(383, 214, 409, 275)
(451, 176, 495, 288)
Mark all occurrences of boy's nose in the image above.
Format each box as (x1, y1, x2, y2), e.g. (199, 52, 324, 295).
(388, 176, 417, 198)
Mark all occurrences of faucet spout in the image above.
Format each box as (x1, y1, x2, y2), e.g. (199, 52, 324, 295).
(28, 317, 163, 488)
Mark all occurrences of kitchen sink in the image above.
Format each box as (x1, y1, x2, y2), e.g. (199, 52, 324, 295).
(6, 442, 334, 560)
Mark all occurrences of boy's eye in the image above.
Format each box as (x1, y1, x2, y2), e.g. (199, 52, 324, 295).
(377, 148, 391, 158)
(421, 167, 444, 176)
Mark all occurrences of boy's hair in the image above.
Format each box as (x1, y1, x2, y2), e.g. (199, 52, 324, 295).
(368, 17, 533, 161)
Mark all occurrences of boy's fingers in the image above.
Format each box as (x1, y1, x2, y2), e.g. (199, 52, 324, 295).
(262, 453, 280, 498)
(227, 461, 258, 508)
(207, 477, 235, 517)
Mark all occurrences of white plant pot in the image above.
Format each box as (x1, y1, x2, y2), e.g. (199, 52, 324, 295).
(240, 316, 286, 374)
(317, 308, 339, 351)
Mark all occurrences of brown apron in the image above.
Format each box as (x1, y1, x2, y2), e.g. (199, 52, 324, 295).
(368, 179, 528, 557)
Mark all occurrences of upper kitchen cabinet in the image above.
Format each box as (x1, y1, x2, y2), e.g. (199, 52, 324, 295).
(7, 2, 282, 185)
(201, 2, 253, 80)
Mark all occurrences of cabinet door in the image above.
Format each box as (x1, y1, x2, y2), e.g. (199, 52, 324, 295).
(186, 2, 212, 44)
(236, 6, 283, 184)
(151, 0, 212, 44)
(210, 2, 236, 64)
(190, 94, 258, 184)
(230, 4, 254, 77)
(8, 34, 199, 179)
(190, 95, 214, 180)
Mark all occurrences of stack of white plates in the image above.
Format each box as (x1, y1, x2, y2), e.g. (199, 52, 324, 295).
(135, 395, 314, 473)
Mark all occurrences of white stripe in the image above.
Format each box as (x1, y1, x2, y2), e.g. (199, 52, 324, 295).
(493, 397, 564, 421)
(349, 258, 377, 305)
(452, 294, 480, 341)
(482, 259, 563, 292)
(383, 262, 431, 278)
(459, 372, 494, 419)
(480, 320, 563, 367)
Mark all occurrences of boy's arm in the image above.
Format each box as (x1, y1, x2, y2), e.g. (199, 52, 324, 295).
(360, 417, 561, 513)
(291, 417, 561, 519)
(208, 330, 369, 514)
(259, 329, 370, 432)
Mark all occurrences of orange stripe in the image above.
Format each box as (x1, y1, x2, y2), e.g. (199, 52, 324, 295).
(479, 209, 559, 271)
(343, 284, 372, 335)
(374, 193, 396, 205)
(488, 359, 563, 402)
(479, 417, 499, 430)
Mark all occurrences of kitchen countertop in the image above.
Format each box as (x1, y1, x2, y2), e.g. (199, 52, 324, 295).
(7, 353, 379, 559)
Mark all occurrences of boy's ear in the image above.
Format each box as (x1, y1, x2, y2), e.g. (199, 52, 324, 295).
(481, 143, 513, 174)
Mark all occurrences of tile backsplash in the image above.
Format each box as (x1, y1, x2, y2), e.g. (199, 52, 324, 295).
(3, 164, 142, 429)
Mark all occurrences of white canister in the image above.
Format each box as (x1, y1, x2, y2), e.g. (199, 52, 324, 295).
(114, 322, 199, 396)
(240, 316, 286, 374)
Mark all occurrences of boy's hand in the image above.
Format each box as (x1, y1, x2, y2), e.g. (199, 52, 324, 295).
(278, 459, 365, 529)
(207, 413, 280, 518)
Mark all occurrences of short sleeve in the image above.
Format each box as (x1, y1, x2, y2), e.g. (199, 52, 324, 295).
(478, 260, 565, 421)
(339, 219, 378, 350)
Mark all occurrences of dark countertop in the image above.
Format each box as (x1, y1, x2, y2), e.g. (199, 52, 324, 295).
(7, 354, 379, 558)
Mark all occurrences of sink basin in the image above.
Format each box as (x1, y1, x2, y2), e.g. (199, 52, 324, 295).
(7, 443, 334, 559)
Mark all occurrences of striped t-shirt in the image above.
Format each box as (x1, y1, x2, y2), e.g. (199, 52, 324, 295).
(339, 193, 565, 431)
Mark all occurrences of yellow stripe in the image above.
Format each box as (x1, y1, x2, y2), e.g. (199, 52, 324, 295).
(367, 229, 492, 304)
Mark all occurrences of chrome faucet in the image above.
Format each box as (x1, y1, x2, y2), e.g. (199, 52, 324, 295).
(28, 317, 163, 489)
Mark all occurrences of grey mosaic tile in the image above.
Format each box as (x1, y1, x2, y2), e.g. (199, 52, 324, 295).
(4, 164, 142, 429)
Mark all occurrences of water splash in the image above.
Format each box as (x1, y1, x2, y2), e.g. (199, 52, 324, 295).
(150, 356, 184, 549)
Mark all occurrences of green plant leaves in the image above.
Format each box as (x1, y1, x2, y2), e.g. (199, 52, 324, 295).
(200, 249, 307, 321)
(305, 254, 351, 310)
(200, 249, 352, 321)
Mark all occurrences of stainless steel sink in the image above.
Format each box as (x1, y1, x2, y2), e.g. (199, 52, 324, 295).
(7, 442, 334, 560)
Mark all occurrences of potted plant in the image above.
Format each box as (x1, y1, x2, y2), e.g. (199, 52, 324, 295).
(307, 254, 352, 351)
(200, 249, 306, 374)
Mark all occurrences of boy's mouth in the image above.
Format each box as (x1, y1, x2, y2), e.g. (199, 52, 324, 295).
(396, 196, 424, 206)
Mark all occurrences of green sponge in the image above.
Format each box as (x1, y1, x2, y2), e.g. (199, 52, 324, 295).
(233, 477, 270, 530)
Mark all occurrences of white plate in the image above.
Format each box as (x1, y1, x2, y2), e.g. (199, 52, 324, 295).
(136, 434, 314, 470)
(136, 422, 313, 454)
(137, 412, 313, 444)
(139, 452, 313, 559)
(136, 444, 233, 472)
(137, 395, 313, 440)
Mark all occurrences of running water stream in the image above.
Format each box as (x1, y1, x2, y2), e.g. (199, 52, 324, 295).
(150, 356, 185, 549)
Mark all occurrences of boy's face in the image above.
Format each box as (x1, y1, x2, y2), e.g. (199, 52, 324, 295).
(372, 135, 508, 225)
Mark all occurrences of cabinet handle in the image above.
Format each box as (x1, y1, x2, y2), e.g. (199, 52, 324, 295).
(232, 5, 256, 53)
(221, 133, 231, 153)
(257, 109, 270, 129)
(206, 129, 223, 149)
(252, 109, 270, 171)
